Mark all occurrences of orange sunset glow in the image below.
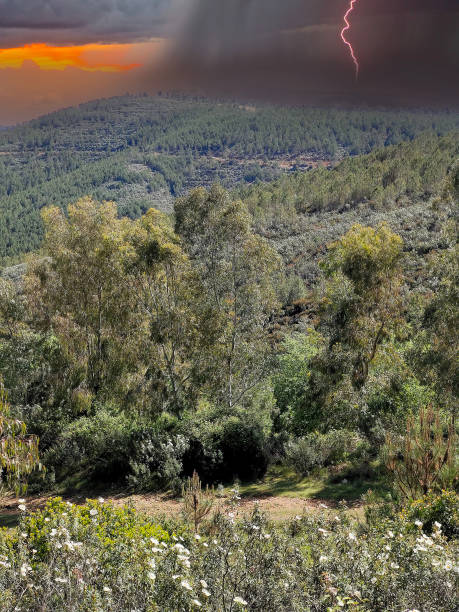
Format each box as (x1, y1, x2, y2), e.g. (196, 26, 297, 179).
(0, 43, 142, 72)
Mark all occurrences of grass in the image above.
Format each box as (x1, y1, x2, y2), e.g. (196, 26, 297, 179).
(237, 464, 386, 504)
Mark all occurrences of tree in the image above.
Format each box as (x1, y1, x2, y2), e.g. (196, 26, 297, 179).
(320, 223, 404, 390)
(383, 406, 458, 498)
(415, 221, 458, 416)
(125, 208, 210, 414)
(0, 383, 41, 496)
(182, 470, 215, 533)
(300, 223, 405, 432)
(26, 198, 138, 403)
(175, 186, 281, 408)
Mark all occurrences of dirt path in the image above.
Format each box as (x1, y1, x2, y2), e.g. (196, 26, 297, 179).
(1, 492, 338, 524)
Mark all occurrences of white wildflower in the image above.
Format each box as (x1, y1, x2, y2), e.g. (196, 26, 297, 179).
(98, 497, 105, 503)
(200, 580, 208, 589)
(44, 517, 50, 522)
(150, 537, 159, 545)
(89, 508, 98, 516)
(21, 532, 27, 539)
(348, 532, 357, 541)
(20, 564, 31, 577)
(234, 596, 248, 606)
(103, 586, 112, 593)
(55, 577, 67, 584)
(172, 574, 181, 580)
(387, 530, 394, 538)
(18, 504, 26, 512)
(192, 600, 202, 607)
(390, 563, 399, 569)
(337, 597, 345, 607)
(319, 503, 328, 509)
(319, 555, 328, 563)
(194, 534, 201, 540)
(444, 560, 452, 571)
(202, 588, 211, 598)
(414, 520, 423, 528)
(181, 580, 193, 591)
(18, 498, 25, 503)
(148, 572, 156, 580)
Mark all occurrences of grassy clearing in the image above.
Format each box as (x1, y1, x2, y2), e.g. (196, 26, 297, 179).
(237, 464, 385, 503)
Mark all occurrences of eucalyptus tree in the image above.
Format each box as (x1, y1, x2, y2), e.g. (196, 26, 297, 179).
(175, 185, 281, 408)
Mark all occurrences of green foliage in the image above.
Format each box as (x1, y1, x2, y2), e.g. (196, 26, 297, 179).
(43, 409, 136, 487)
(285, 430, 369, 477)
(402, 490, 459, 540)
(0, 499, 457, 610)
(273, 332, 323, 432)
(127, 430, 189, 493)
(0, 384, 42, 495)
(180, 401, 272, 484)
(176, 185, 281, 408)
(1, 93, 458, 259)
(382, 407, 458, 499)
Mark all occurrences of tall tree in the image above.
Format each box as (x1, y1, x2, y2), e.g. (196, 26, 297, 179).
(320, 223, 404, 390)
(26, 198, 138, 403)
(175, 186, 281, 408)
(125, 208, 211, 414)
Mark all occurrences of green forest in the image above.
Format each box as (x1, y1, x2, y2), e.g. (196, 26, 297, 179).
(1, 94, 458, 258)
(0, 97, 458, 611)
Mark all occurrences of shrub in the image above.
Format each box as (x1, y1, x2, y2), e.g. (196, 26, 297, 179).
(402, 490, 459, 540)
(382, 407, 458, 498)
(285, 429, 369, 476)
(182, 408, 270, 484)
(43, 409, 135, 486)
(0, 498, 457, 611)
(127, 430, 189, 493)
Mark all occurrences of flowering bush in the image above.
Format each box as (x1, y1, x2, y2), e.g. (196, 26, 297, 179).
(0, 497, 457, 611)
(402, 490, 459, 540)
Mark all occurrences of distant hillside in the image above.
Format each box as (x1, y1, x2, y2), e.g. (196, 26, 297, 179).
(0, 93, 458, 259)
(238, 132, 459, 286)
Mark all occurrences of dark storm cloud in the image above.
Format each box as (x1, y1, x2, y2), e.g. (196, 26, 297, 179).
(0, 0, 186, 46)
(159, 0, 459, 107)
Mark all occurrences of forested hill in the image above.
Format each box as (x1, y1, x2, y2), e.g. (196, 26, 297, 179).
(238, 132, 459, 285)
(0, 93, 458, 260)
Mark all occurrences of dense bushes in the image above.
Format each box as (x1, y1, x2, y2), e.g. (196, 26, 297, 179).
(41, 410, 135, 487)
(0, 497, 457, 611)
(285, 430, 369, 476)
(402, 490, 459, 540)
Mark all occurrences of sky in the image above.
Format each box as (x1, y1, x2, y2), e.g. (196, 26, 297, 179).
(0, 0, 457, 124)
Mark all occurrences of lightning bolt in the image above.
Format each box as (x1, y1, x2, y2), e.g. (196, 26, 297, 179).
(340, 0, 360, 80)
